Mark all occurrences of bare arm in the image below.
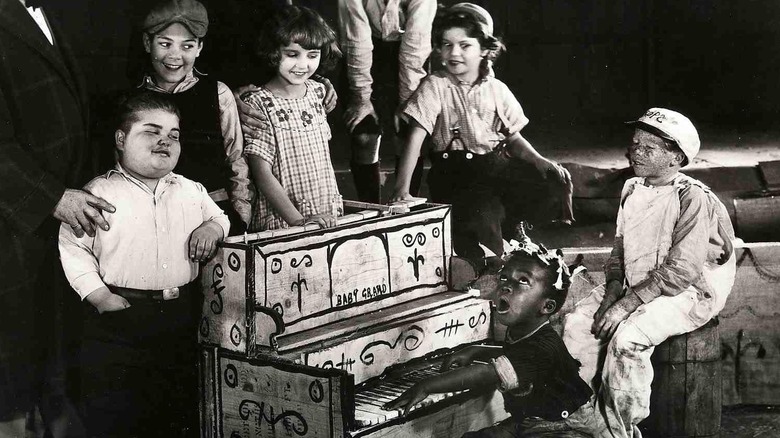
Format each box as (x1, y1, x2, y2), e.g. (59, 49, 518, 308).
(247, 155, 305, 226)
(389, 121, 427, 201)
(504, 132, 570, 184)
(440, 344, 503, 371)
(384, 364, 499, 416)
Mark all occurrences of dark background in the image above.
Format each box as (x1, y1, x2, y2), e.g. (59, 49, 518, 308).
(43, 0, 780, 130)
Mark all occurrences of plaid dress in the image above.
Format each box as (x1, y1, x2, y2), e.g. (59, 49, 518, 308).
(243, 80, 342, 230)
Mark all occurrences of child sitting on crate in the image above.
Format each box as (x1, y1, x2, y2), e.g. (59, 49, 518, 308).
(384, 236, 592, 437)
(58, 92, 229, 438)
(561, 108, 737, 438)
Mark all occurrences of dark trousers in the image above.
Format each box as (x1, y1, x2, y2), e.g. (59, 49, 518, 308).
(0, 238, 84, 436)
(79, 284, 200, 438)
(428, 154, 570, 265)
(429, 154, 505, 263)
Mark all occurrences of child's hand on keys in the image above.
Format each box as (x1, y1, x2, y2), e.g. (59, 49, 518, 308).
(85, 286, 130, 314)
(304, 213, 338, 229)
(383, 383, 429, 416)
(188, 220, 224, 262)
(440, 347, 476, 371)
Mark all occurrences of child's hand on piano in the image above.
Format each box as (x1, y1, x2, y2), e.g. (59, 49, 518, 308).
(440, 346, 478, 371)
(303, 213, 338, 229)
(389, 189, 413, 204)
(189, 220, 224, 262)
(382, 383, 429, 417)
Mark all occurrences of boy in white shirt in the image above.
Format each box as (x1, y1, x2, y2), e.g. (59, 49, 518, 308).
(59, 91, 229, 437)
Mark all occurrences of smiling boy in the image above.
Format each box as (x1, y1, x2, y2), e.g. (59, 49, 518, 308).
(384, 239, 591, 437)
(58, 92, 229, 437)
(136, 0, 251, 234)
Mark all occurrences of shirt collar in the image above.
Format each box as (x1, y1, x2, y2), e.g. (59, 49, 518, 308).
(443, 70, 490, 88)
(505, 320, 550, 344)
(137, 69, 202, 93)
(109, 163, 178, 193)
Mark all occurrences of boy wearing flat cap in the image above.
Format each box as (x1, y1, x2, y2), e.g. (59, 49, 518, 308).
(136, 0, 251, 235)
(561, 108, 737, 437)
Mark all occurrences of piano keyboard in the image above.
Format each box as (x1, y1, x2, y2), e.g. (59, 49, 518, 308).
(353, 359, 469, 428)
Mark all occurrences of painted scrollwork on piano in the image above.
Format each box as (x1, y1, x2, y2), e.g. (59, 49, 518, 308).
(199, 202, 510, 437)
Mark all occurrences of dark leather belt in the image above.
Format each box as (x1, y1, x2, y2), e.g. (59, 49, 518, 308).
(108, 284, 189, 301)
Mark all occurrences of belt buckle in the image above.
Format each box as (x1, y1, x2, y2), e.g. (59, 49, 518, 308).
(162, 287, 180, 301)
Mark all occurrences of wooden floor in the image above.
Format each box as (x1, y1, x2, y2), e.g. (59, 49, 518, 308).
(722, 405, 780, 437)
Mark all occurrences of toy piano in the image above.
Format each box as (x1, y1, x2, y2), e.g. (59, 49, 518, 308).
(198, 199, 509, 437)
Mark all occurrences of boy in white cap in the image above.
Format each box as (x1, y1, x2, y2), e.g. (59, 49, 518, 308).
(561, 108, 737, 437)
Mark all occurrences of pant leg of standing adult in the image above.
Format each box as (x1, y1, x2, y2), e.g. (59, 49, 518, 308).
(36, 246, 85, 438)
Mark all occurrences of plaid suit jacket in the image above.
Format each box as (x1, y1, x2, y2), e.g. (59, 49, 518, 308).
(0, 0, 90, 294)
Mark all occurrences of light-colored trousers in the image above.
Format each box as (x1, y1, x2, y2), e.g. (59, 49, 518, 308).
(561, 257, 735, 437)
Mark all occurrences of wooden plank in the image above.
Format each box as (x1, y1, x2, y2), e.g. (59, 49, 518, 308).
(200, 347, 220, 438)
(202, 349, 352, 438)
(251, 204, 452, 344)
(733, 193, 780, 242)
(342, 198, 427, 215)
(686, 361, 721, 437)
(277, 292, 472, 352)
(224, 210, 381, 244)
(301, 299, 492, 384)
(200, 247, 250, 354)
(759, 160, 780, 189)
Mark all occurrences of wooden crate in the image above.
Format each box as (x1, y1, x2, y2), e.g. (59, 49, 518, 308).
(199, 345, 511, 438)
(198, 204, 453, 356)
(200, 346, 354, 438)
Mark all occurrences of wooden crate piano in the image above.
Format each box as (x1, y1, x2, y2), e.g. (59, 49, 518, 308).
(198, 202, 509, 438)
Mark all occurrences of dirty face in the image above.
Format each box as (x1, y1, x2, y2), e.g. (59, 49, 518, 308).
(627, 129, 683, 184)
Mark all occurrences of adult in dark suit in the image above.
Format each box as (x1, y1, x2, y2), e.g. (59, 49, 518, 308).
(0, 0, 114, 435)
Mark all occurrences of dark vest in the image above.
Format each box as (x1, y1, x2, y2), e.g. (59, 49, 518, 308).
(165, 77, 229, 193)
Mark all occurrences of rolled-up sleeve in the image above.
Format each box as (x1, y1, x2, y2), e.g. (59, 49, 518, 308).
(338, 0, 374, 103)
(494, 81, 529, 136)
(493, 355, 520, 392)
(397, 0, 436, 105)
(402, 77, 441, 134)
(199, 183, 230, 238)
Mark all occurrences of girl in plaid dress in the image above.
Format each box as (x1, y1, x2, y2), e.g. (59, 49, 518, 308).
(242, 5, 343, 231)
